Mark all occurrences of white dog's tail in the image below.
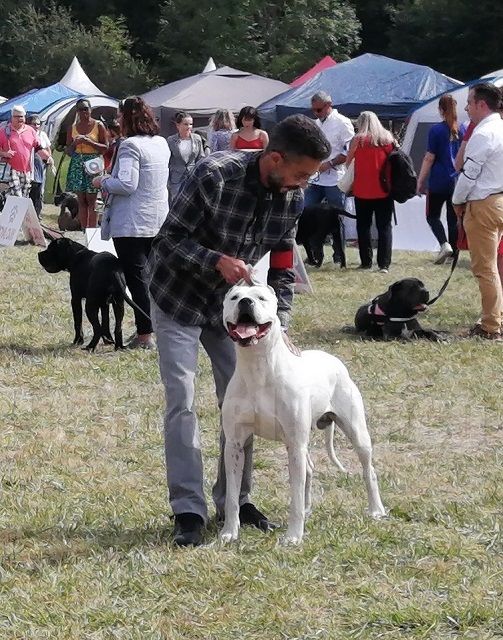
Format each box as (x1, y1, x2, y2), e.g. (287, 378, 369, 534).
(325, 423, 347, 473)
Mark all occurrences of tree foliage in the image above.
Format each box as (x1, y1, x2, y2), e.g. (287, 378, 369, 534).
(0, 3, 155, 97)
(0, 0, 500, 100)
(387, 0, 503, 81)
(154, 0, 361, 83)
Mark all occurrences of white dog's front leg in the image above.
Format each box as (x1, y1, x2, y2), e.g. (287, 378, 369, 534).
(283, 443, 308, 545)
(220, 438, 244, 544)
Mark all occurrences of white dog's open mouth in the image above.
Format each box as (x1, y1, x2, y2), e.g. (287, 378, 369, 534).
(227, 315, 272, 346)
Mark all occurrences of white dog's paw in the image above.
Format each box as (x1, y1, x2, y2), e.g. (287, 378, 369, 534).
(219, 528, 239, 544)
(368, 507, 388, 519)
(281, 534, 303, 546)
(281, 528, 304, 546)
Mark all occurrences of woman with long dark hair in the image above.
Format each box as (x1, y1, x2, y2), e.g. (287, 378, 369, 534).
(230, 106, 269, 150)
(93, 96, 169, 349)
(417, 94, 463, 264)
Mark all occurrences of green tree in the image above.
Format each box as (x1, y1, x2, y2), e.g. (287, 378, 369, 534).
(387, 0, 503, 81)
(154, 0, 361, 84)
(58, 0, 162, 64)
(351, 0, 404, 56)
(0, 3, 155, 98)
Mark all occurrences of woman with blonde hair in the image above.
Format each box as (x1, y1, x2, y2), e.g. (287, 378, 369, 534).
(417, 94, 463, 264)
(208, 109, 236, 152)
(346, 110, 395, 272)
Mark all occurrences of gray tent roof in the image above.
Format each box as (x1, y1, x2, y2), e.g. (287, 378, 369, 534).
(142, 66, 289, 115)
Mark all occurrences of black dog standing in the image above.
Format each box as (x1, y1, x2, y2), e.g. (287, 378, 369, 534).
(38, 238, 145, 351)
(354, 278, 442, 341)
(296, 203, 347, 268)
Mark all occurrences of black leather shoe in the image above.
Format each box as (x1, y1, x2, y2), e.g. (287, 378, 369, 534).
(173, 513, 204, 547)
(239, 503, 278, 532)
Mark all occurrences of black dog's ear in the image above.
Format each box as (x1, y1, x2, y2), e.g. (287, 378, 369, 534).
(378, 289, 392, 310)
(389, 281, 404, 292)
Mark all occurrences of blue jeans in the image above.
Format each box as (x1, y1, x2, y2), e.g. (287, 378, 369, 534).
(304, 184, 347, 259)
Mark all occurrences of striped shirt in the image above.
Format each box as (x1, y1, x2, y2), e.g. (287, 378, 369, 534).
(148, 151, 304, 328)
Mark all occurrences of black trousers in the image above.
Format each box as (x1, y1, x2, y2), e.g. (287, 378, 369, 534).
(29, 182, 43, 218)
(113, 236, 154, 335)
(355, 196, 394, 269)
(426, 191, 458, 250)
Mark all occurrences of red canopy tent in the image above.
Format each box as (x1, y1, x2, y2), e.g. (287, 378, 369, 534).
(290, 56, 337, 87)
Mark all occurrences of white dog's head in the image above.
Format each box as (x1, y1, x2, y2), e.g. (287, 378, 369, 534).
(223, 284, 279, 347)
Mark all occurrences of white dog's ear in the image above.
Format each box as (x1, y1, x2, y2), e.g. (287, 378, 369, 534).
(248, 271, 264, 286)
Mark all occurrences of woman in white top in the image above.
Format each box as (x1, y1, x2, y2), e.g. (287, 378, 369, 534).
(93, 96, 170, 349)
(167, 111, 208, 206)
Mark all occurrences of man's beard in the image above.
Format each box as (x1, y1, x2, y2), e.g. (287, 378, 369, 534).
(266, 171, 296, 193)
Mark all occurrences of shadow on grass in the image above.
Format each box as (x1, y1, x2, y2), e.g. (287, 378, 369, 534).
(1, 521, 174, 564)
(0, 341, 76, 356)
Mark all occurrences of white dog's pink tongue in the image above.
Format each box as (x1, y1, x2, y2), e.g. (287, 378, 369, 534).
(234, 324, 258, 339)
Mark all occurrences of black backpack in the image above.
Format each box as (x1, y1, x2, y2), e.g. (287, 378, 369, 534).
(380, 146, 417, 203)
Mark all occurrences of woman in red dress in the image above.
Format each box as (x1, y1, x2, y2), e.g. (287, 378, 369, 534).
(230, 106, 269, 151)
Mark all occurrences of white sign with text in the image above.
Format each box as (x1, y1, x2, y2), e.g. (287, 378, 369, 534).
(0, 195, 46, 248)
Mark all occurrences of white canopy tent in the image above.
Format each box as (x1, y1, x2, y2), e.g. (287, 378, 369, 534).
(43, 57, 118, 145)
(402, 73, 503, 172)
(202, 57, 217, 73)
(59, 57, 107, 96)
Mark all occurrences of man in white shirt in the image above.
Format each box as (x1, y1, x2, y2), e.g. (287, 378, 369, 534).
(304, 92, 355, 263)
(452, 83, 503, 340)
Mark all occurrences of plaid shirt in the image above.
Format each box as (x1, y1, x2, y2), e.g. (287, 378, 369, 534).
(149, 151, 304, 328)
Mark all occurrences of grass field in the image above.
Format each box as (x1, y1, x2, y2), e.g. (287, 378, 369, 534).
(0, 208, 502, 639)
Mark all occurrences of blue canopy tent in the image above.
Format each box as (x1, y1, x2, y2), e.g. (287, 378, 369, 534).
(0, 83, 81, 121)
(258, 53, 462, 126)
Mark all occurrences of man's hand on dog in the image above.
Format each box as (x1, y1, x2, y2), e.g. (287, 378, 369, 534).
(216, 256, 252, 284)
(282, 331, 301, 356)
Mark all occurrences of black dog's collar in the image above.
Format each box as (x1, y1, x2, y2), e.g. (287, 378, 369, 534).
(367, 299, 421, 325)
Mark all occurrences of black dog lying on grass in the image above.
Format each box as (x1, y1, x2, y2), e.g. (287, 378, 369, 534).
(38, 237, 147, 351)
(296, 203, 348, 268)
(354, 278, 442, 341)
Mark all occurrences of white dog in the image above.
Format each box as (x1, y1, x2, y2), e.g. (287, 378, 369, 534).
(220, 283, 386, 545)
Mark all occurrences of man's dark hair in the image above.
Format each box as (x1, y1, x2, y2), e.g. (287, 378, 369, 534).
(471, 83, 502, 111)
(266, 114, 331, 161)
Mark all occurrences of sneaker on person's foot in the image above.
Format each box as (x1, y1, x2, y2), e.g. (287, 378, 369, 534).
(468, 325, 503, 341)
(434, 242, 453, 265)
(378, 267, 389, 273)
(173, 513, 205, 547)
(239, 503, 278, 532)
(356, 264, 372, 270)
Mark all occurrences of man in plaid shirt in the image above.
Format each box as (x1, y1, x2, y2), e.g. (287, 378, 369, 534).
(149, 115, 330, 546)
